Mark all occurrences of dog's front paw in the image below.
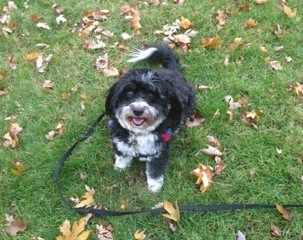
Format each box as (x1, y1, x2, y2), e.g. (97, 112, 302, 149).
(147, 176, 163, 193)
(114, 155, 132, 171)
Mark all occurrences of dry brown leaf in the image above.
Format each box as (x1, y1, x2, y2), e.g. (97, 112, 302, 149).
(269, 222, 281, 237)
(29, 13, 42, 22)
(266, 59, 283, 71)
(185, 111, 204, 128)
(283, 5, 296, 18)
(216, 10, 227, 26)
(214, 156, 226, 174)
(274, 24, 283, 38)
(56, 217, 90, 240)
(102, 67, 119, 77)
(84, 39, 106, 50)
(96, 224, 114, 240)
(4, 217, 27, 236)
(202, 37, 220, 49)
(96, 54, 108, 70)
(24, 52, 40, 61)
(191, 164, 215, 193)
(288, 82, 303, 96)
(162, 200, 180, 222)
(238, 4, 250, 12)
(245, 18, 257, 28)
(0, 89, 7, 96)
(276, 204, 292, 220)
(173, 34, 191, 44)
(61, 93, 71, 100)
(207, 135, 220, 149)
(3, 123, 23, 148)
(229, 37, 244, 50)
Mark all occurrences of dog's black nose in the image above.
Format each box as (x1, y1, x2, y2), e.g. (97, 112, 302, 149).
(133, 108, 144, 116)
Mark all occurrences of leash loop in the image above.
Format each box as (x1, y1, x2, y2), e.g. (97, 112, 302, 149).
(54, 112, 303, 216)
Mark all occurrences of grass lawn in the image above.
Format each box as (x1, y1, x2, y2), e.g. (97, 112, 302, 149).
(1, 0, 303, 239)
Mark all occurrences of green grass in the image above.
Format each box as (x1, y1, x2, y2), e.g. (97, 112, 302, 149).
(1, 0, 303, 239)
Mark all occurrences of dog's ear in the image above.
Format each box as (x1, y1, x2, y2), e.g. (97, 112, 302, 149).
(105, 81, 118, 118)
(166, 91, 183, 131)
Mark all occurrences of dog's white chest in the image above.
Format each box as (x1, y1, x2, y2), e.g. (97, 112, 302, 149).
(114, 133, 159, 160)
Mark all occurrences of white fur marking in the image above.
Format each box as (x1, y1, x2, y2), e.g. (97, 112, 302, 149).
(147, 175, 164, 192)
(127, 47, 158, 63)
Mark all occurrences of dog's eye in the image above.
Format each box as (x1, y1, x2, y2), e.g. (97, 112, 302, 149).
(126, 91, 134, 99)
(147, 93, 154, 100)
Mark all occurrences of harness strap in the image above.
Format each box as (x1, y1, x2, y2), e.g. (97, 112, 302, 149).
(54, 112, 303, 216)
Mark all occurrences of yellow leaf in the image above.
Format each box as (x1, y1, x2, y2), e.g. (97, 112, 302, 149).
(134, 229, 146, 240)
(10, 160, 25, 176)
(74, 192, 94, 208)
(162, 200, 180, 222)
(24, 52, 40, 61)
(180, 16, 192, 29)
(202, 37, 220, 49)
(229, 37, 244, 50)
(283, 5, 296, 18)
(245, 18, 257, 28)
(56, 217, 90, 240)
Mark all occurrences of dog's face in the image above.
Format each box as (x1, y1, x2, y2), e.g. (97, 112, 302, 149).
(106, 69, 182, 134)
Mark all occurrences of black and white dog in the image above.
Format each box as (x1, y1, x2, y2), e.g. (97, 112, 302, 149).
(105, 44, 196, 192)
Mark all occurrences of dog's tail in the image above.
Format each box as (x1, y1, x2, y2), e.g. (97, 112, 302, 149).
(127, 44, 179, 70)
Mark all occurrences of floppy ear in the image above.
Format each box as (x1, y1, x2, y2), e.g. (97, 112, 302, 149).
(105, 82, 118, 118)
(166, 90, 183, 131)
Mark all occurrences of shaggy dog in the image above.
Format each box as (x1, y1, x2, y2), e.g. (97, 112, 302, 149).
(105, 44, 196, 192)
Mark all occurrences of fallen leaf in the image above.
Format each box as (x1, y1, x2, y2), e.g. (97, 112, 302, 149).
(229, 37, 244, 50)
(3, 123, 23, 148)
(0, 89, 7, 96)
(56, 217, 90, 240)
(216, 10, 228, 26)
(121, 32, 131, 40)
(30, 13, 42, 22)
(56, 15, 67, 24)
(238, 4, 250, 12)
(283, 4, 296, 18)
(201, 145, 223, 157)
(245, 18, 257, 28)
(96, 54, 108, 70)
(52, 4, 65, 14)
(207, 135, 221, 149)
(214, 156, 226, 174)
(84, 39, 106, 50)
(254, 0, 267, 4)
(134, 229, 146, 240)
(102, 67, 119, 77)
(288, 82, 303, 96)
(162, 200, 180, 222)
(185, 111, 204, 128)
(196, 85, 212, 91)
(36, 54, 53, 73)
(10, 160, 25, 176)
(274, 24, 283, 38)
(276, 204, 292, 220)
(179, 16, 193, 29)
(74, 186, 95, 208)
(24, 52, 40, 61)
(269, 222, 281, 238)
(36, 22, 51, 30)
(8, 55, 17, 70)
(285, 56, 292, 63)
(191, 164, 215, 193)
(5, 218, 27, 236)
(96, 224, 114, 240)
(202, 37, 220, 49)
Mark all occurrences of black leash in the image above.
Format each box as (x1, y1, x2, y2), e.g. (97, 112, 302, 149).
(54, 112, 303, 216)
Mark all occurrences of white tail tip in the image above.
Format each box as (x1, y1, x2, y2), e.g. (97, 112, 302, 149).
(127, 47, 158, 63)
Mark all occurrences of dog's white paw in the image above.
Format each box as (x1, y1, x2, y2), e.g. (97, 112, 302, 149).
(114, 155, 132, 171)
(147, 176, 163, 193)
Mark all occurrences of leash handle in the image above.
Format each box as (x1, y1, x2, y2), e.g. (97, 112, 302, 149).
(54, 112, 303, 216)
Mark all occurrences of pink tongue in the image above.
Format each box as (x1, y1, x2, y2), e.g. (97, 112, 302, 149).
(133, 118, 144, 126)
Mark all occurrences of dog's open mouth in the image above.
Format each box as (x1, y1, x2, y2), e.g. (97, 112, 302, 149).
(131, 117, 145, 126)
